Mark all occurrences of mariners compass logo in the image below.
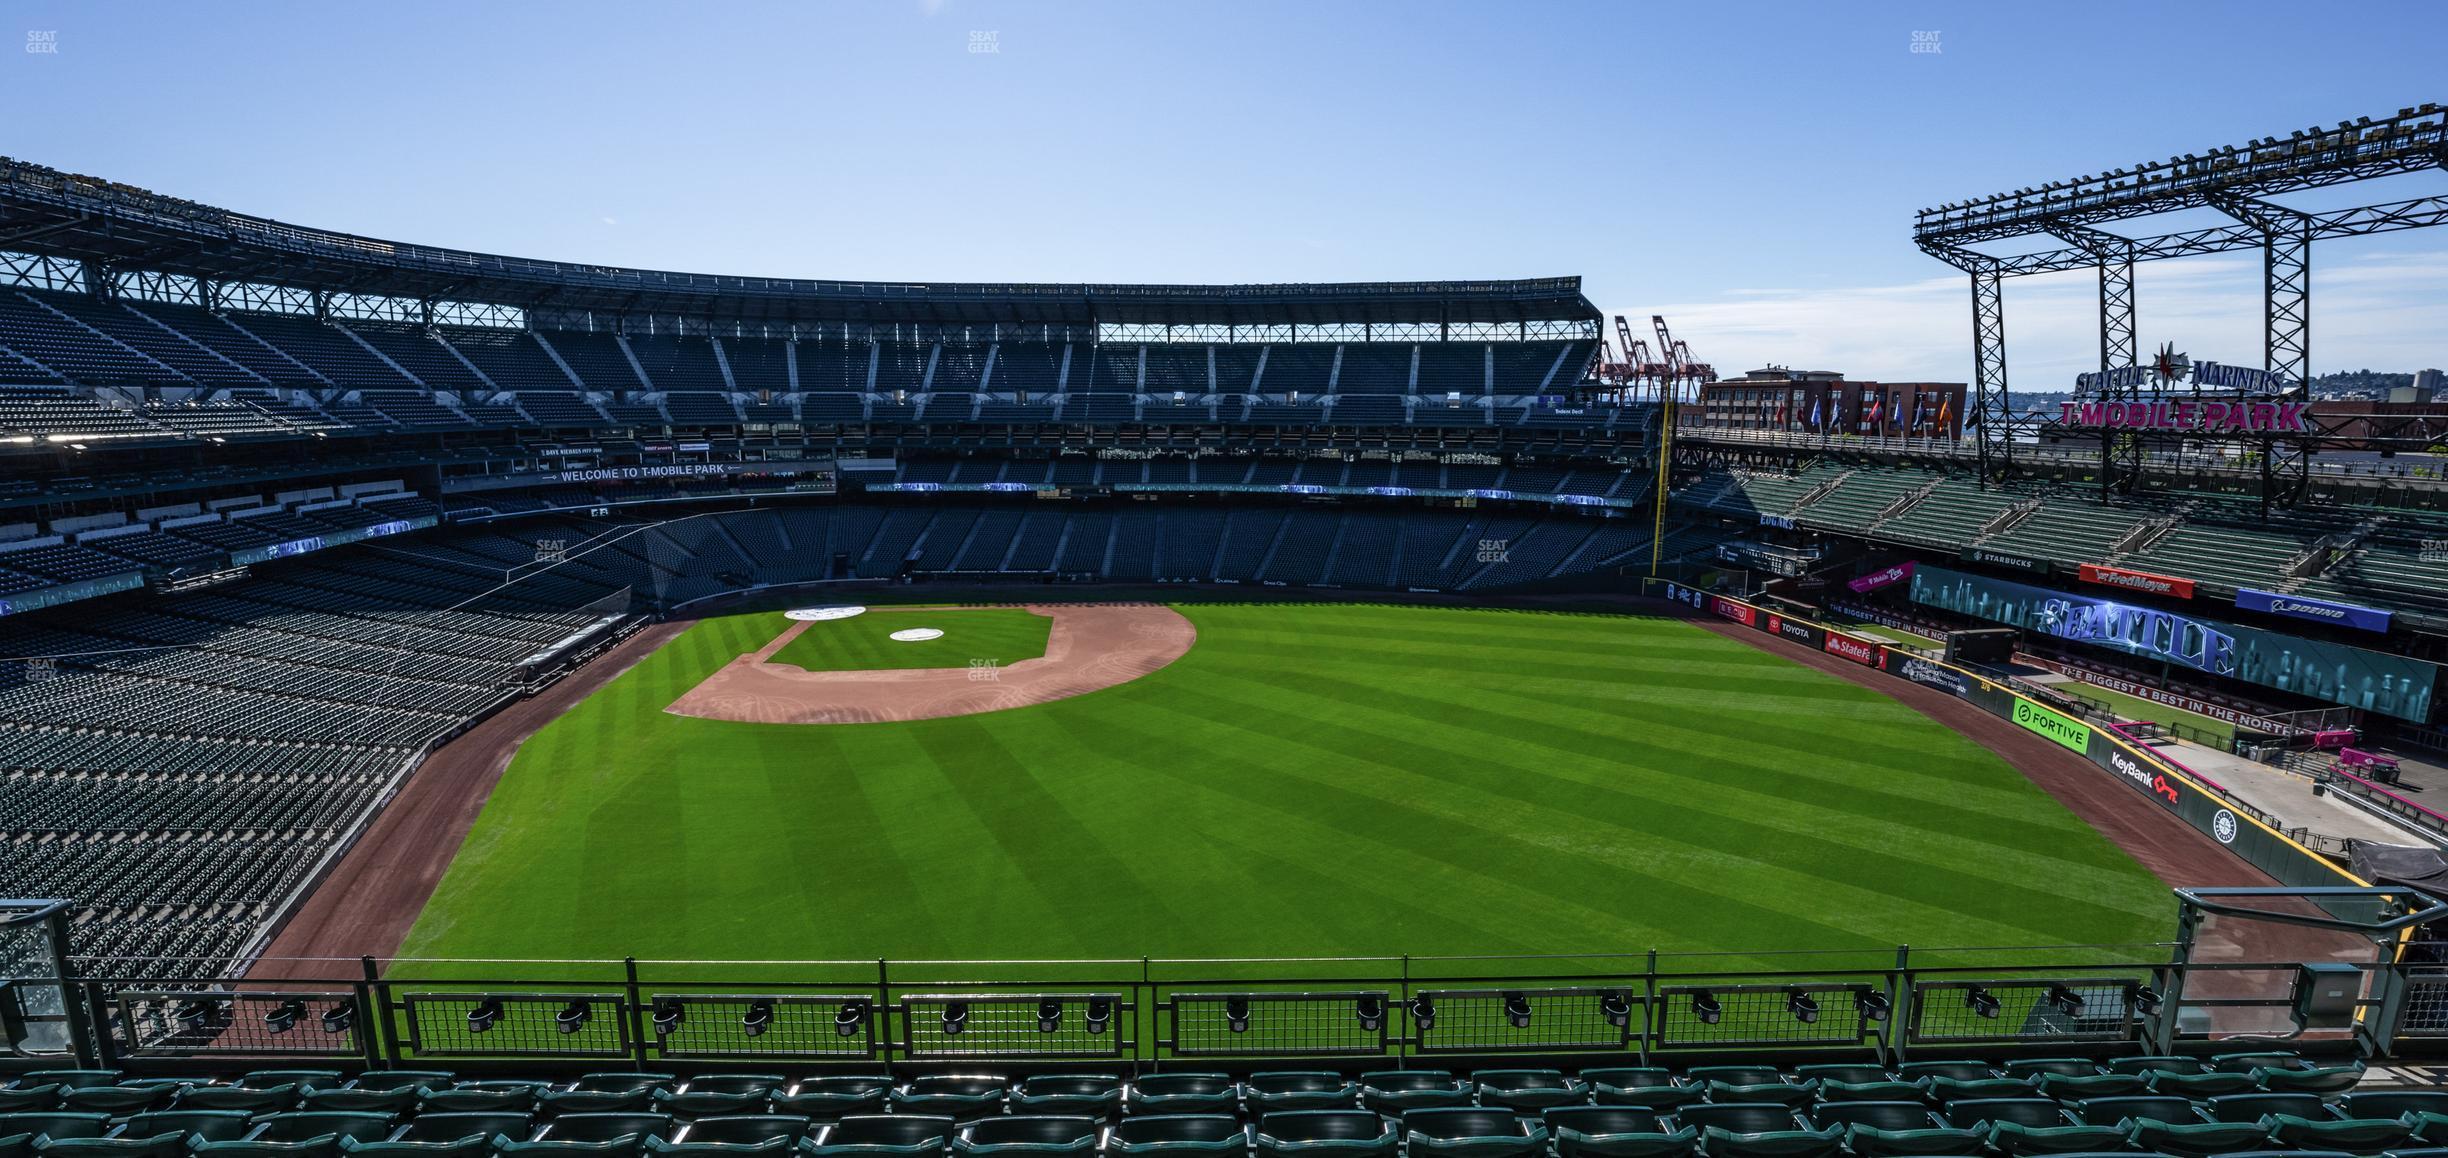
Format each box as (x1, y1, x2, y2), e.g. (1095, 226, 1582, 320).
(2150, 342, 2191, 387)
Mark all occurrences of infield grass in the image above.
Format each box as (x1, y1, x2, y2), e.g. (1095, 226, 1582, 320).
(399, 603, 2173, 977)
(767, 607, 1052, 672)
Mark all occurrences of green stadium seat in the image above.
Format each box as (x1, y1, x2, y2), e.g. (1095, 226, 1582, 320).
(0, 1136, 31, 1158)
(0, 1117, 105, 1143)
(1701, 1081, 1815, 1108)
(2120, 1115, 2277, 1157)
(31, 1134, 189, 1158)
(19, 1076, 118, 1093)
(2144, 1068, 2257, 1098)
(2207, 1093, 2327, 1122)
(335, 1138, 492, 1158)
(2002, 1060, 2104, 1079)
(1250, 1111, 1396, 1158)
(190, 1138, 343, 1158)
(350, 1076, 459, 1094)
(1575, 1071, 1697, 1111)
(952, 1116, 1099, 1158)
(1894, 1063, 1996, 1084)
(2066, 1096, 2192, 1126)
(1981, 1118, 2130, 1156)
(1790, 1066, 1893, 1085)
(392, 1114, 535, 1143)
(1009, 1077, 1121, 1116)
(1105, 1115, 1248, 1157)
(2256, 1062, 2369, 1095)
(2211, 1051, 2310, 1072)
(674, 1119, 813, 1146)
(1810, 1102, 1978, 1157)
(1470, 1071, 1587, 1112)
(891, 1079, 1007, 1119)
(1923, 1076, 2036, 1104)
(2351, 1093, 2448, 1119)
(1816, 1081, 1928, 1104)
(1245, 1075, 1356, 1113)
(1357, 1072, 1470, 1114)
(120, 1112, 254, 1143)
(244, 1115, 398, 1145)
(1540, 1108, 1696, 1158)
(179, 1085, 301, 1114)
(493, 1138, 646, 1158)
(2264, 1113, 2418, 1154)
(1124, 1077, 1238, 1117)
(804, 1115, 956, 1157)
(419, 1089, 538, 1115)
(642, 1138, 793, 1158)
(303, 1091, 422, 1116)
(243, 1074, 345, 1093)
(1400, 1109, 1547, 1158)
(2033, 1073, 2148, 1100)
(1678, 1109, 1839, 1158)
(659, 1078, 786, 1120)
(0, 1096, 54, 1117)
(536, 1116, 672, 1145)
(769, 1080, 889, 1119)
(56, 1088, 166, 1116)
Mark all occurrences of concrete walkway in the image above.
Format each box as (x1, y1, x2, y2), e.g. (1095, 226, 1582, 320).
(2154, 736, 2415, 848)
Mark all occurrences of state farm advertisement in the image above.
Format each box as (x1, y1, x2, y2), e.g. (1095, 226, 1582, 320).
(1822, 631, 1878, 666)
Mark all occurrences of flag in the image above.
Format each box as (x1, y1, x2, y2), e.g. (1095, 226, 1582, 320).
(1808, 397, 1822, 429)
(1937, 394, 1953, 433)
(1865, 395, 1882, 428)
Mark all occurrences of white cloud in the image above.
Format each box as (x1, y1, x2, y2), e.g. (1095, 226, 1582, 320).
(599, 216, 619, 226)
(1618, 247, 2448, 384)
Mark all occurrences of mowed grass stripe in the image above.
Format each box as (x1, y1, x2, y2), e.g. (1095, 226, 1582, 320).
(1140, 672, 2158, 945)
(398, 603, 2172, 974)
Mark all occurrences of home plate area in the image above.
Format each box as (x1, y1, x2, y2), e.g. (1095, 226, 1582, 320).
(663, 603, 1196, 725)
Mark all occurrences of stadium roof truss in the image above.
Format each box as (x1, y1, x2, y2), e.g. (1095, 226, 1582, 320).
(0, 157, 1600, 334)
(1915, 104, 2448, 505)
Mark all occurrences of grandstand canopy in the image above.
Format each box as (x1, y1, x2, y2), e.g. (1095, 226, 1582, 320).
(0, 158, 1597, 329)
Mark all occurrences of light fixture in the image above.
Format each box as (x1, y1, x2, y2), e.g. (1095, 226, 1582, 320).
(1083, 998, 1112, 1036)
(467, 998, 504, 1034)
(1037, 1000, 1064, 1034)
(1599, 991, 1632, 1029)
(1502, 992, 1532, 1030)
(941, 1001, 969, 1036)
(1786, 990, 1820, 1024)
(1355, 996, 1386, 1032)
(835, 1000, 868, 1038)
(556, 999, 592, 1035)
(1690, 991, 1722, 1026)
(741, 1000, 773, 1038)
(2044, 985, 2084, 1018)
(1966, 987, 2001, 1020)
(653, 999, 686, 1037)
(319, 1003, 354, 1035)
(264, 998, 306, 1036)
(1856, 992, 1892, 1023)
(1408, 995, 1436, 1032)
(1224, 997, 1251, 1034)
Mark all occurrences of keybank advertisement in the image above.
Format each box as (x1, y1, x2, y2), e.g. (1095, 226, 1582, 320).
(1909, 564, 2437, 722)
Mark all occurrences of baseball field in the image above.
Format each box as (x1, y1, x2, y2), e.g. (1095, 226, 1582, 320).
(396, 602, 2173, 973)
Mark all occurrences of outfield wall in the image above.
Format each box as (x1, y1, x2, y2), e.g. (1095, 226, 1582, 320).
(1656, 582, 2366, 897)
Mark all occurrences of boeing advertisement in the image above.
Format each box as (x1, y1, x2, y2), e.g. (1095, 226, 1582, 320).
(1908, 564, 2436, 722)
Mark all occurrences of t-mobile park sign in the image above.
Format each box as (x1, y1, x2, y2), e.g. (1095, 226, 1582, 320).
(2054, 397, 2313, 434)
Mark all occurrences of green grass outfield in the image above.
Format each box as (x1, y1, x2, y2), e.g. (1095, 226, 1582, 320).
(398, 603, 2173, 975)
(767, 607, 1051, 672)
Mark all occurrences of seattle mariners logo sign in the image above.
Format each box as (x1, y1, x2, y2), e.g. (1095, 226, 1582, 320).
(2211, 809, 2239, 845)
(2152, 342, 2191, 387)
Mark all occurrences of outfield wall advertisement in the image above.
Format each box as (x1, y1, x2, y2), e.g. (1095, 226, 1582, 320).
(1908, 563, 2437, 723)
(1661, 581, 2363, 896)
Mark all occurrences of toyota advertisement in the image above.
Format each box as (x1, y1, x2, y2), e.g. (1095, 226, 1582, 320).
(1909, 564, 2437, 722)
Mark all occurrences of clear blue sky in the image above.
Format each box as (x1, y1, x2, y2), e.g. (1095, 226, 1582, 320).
(4, 0, 2442, 383)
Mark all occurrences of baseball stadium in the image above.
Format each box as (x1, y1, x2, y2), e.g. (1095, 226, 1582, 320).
(6, 4, 2448, 1152)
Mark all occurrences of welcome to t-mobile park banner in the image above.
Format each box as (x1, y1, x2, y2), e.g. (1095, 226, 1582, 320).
(1655, 580, 2363, 896)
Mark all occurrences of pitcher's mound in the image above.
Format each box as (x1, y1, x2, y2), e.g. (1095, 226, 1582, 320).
(666, 603, 1195, 725)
